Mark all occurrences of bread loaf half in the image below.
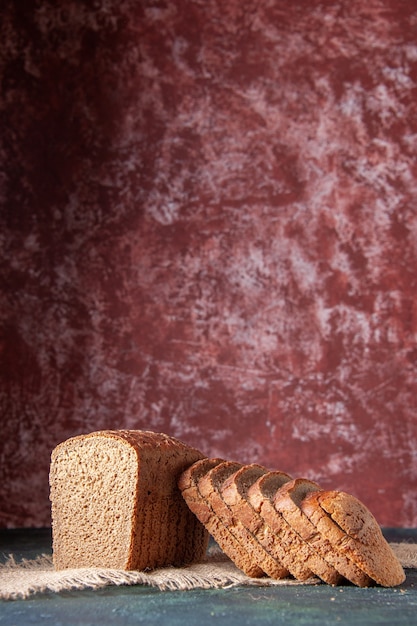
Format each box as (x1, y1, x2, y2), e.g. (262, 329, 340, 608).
(50, 429, 208, 570)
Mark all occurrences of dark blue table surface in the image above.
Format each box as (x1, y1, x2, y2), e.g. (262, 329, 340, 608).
(1, 528, 416, 626)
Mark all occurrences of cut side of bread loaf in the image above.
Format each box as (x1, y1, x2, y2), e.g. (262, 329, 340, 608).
(246, 471, 315, 581)
(220, 464, 290, 579)
(50, 430, 208, 570)
(301, 490, 405, 587)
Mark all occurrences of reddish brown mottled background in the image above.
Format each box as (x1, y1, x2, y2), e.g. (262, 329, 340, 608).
(1, 0, 417, 528)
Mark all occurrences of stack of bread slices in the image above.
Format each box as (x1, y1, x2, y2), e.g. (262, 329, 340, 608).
(178, 458, 405, 587)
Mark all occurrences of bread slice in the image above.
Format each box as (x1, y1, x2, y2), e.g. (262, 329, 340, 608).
(50, 430, 208, 570)
(301, 490, 405, 587)
(179, 458, 264, 577)
(247, 472, 316, 581)
(196, 461, 266, 577)
(202, 462, 288, 578)
(273, 478, 362, 586)
(219, 464, 290, 579)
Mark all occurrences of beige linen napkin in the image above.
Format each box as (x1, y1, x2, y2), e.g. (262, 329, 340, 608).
(0, 543, 415, 601)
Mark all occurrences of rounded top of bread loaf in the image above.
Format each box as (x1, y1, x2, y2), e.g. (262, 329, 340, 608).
(53, 429, 196, 449)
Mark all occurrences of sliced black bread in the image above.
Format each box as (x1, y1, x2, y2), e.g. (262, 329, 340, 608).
(198, 461, 267, 578)
(273, 478, 368, 586)
(219, 464, 290, 579)
(246, 471, 315, 581)
(179, 458, 264, 577)
(301, 490, 405, 587)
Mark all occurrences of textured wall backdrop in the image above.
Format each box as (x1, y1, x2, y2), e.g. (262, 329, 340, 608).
(1, 0, 417, 528)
